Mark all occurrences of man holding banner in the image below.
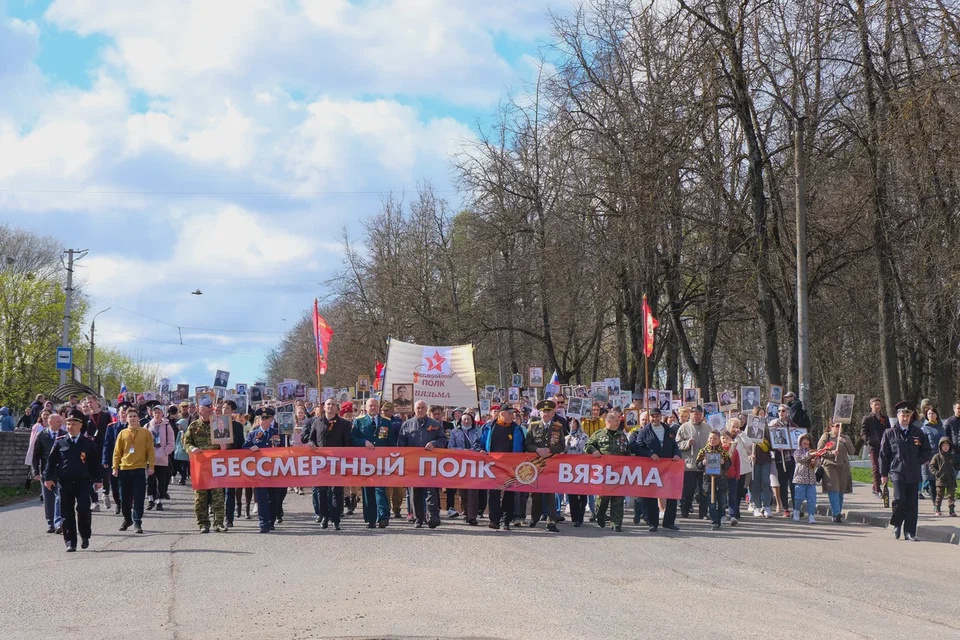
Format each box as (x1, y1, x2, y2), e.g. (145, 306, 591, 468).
(351, 398, 399, 529)
(398, 400, 447, 528)
(305, 398, 352, 531)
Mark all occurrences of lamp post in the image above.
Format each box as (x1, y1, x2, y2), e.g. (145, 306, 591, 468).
(88, 307, 111, 388)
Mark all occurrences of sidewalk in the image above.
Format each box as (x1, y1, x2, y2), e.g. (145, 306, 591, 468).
(810, 482, 960, 545)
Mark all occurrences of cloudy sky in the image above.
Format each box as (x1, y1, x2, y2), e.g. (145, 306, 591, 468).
(0, 0, 570, 390)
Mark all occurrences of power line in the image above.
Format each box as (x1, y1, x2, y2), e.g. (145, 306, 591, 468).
(0, 187, 457, 197)
(107, 304, 287, 335)
(98, 328, 270, 356)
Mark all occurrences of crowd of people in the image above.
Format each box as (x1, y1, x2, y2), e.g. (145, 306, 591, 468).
(13, 388, 960, 552)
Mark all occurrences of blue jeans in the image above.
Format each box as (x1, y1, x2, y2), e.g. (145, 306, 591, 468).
(794, 483, 817, 514)
(118, 468, 147, 525)
(827, 491, 844, 516)
(920, 463, 933, 495)
(751, 462, 772, 510)
(42, 482, 62, 528)
(726, 477, 740, 518)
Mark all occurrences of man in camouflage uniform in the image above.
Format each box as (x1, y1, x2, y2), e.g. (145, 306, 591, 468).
(524, 399, 568, 532)
(183, 398, 226, 533)
(585, 411, 631, 532)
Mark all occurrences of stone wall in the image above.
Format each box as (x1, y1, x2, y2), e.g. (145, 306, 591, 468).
(0, 432, 32, 487)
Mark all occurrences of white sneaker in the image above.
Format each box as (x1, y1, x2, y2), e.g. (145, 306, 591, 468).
(762, 508, 772, 518)
(730, 517, 739, 526)
(753, 508, 762, 517)
(104, 494, 111, 509)
(446, 508, 459, 518)
(252, 503, 258, 515)
(808, 515, 816, 524)
(92, 503, 100, 512)
(793, 512, 800, 522)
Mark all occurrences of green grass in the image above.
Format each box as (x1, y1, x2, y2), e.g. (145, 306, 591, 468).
(0, 483, 41, 507)
(850, 467, 875, 485)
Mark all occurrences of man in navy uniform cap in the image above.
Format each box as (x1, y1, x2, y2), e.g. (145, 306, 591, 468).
(44, 410, 103, 552)
(880, 401, 933, 541)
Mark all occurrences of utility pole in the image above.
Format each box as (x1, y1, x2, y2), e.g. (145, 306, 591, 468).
(60, 248, 88, 385)
(795, 117, 812, 414)
(87, 307, 111, 387)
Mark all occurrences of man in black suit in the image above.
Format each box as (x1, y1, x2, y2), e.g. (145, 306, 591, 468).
(33, 413, 67, 533)
(44, 410, 103, 552)
(629, 406, 682, 532)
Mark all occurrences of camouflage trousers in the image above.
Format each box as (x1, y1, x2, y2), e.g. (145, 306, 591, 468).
(596, 495, 624, 527)
(194, 489, 225, 528)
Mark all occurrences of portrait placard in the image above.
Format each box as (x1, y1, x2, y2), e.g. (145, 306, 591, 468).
(718, 390, 737, 412)
(210, 414, 233, 445)
(392, 383, 414, 413)
(704, 452, 722, 476)
(740, 386, 761, 412)
(528, 367, 544, 387)
(682, 388, 700, 407)
(768, 385, 784, 404)
(624, 410, 640, 429)
(770, 427, 791, 450)
(833, 394, 855, 424)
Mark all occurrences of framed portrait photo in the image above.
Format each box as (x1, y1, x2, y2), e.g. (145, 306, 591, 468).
(768, 384, 784, 404)
(789, 427, 808, 450)
(528, 367, 544, 388)
(392, 383, 414, 413)
(210, 414, 233, 445)
(740, 386, 761, 412)
(718, 390, 737, 412)
(511, 373, 523, 387)
(682, 388, 700, 407)
(833, 393, 855, 424)
(624, 409, 640, 429)
(770, 427, 791, 450)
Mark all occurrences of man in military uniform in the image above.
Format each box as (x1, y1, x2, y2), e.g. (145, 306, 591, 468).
(381, 401, 406, 518)
(351, 397, 400, 529)
(880, 401, 933, 541)
(585, 411, 630, 532)
(183, 397, 227, 533)
(43, 410, 102, 552)
(244, 407, 285, 533)
(305, 398, 352, 530)
(525, 399, 568, 532)
(398, 400, 447, 528)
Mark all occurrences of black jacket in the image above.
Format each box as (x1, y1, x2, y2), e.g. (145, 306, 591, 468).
(82, 410, 112, 451)
(305, 416, 352, 447)
(629, 423, 680, 459)
(944, 415, 960, 452)
(398, 417, 447, 448)
(33, 429, 66, 476)
(879, 424, 933, 483)
(44, 435, 102, 484)
(860, 412, 888, 451)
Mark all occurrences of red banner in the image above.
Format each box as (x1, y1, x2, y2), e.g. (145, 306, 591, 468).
(190, 447, 683, 498)
(642, 294, 658, 358)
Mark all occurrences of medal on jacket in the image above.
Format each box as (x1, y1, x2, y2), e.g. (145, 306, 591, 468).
(80, 452, 86, 463)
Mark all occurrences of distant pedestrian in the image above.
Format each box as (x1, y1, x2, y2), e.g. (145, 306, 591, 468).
(33, 413, 67, 533)
(928, 438, 956, 517)
(860, 398, 888, 498)
(818, 422, 855, 523)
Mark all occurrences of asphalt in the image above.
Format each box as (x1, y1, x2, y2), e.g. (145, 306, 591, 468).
(2, 482, 958, 640)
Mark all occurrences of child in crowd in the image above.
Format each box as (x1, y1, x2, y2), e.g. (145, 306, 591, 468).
(928, 437, 957, 517)
(792, 433, 818, 524)
(696, 430, 731, 531)
(720, 430, 740, 525)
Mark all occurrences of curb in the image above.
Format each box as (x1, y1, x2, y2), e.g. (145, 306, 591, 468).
(813, 504, 960, 545)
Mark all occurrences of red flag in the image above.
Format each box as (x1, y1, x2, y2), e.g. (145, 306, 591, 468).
(642, 295, 658, 358)
(312, 300, 333, 379)
(373, 360, 384, 391)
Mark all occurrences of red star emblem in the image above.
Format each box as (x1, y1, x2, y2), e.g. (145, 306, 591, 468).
(425, 349, 446, 372)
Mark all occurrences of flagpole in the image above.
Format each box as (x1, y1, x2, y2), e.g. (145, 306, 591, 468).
(379, 337, 392, 402)
(643, 294, 649, 411)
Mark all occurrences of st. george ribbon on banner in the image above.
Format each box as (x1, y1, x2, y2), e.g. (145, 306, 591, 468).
(190, 447, 683, 499)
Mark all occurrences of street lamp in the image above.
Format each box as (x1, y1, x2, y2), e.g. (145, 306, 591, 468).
(88, 307, 111, 387)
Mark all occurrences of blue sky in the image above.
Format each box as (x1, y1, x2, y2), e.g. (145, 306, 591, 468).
(0, 0, 570, 391)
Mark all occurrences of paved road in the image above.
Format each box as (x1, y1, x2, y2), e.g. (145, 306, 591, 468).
(2, 483, 958, 640)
